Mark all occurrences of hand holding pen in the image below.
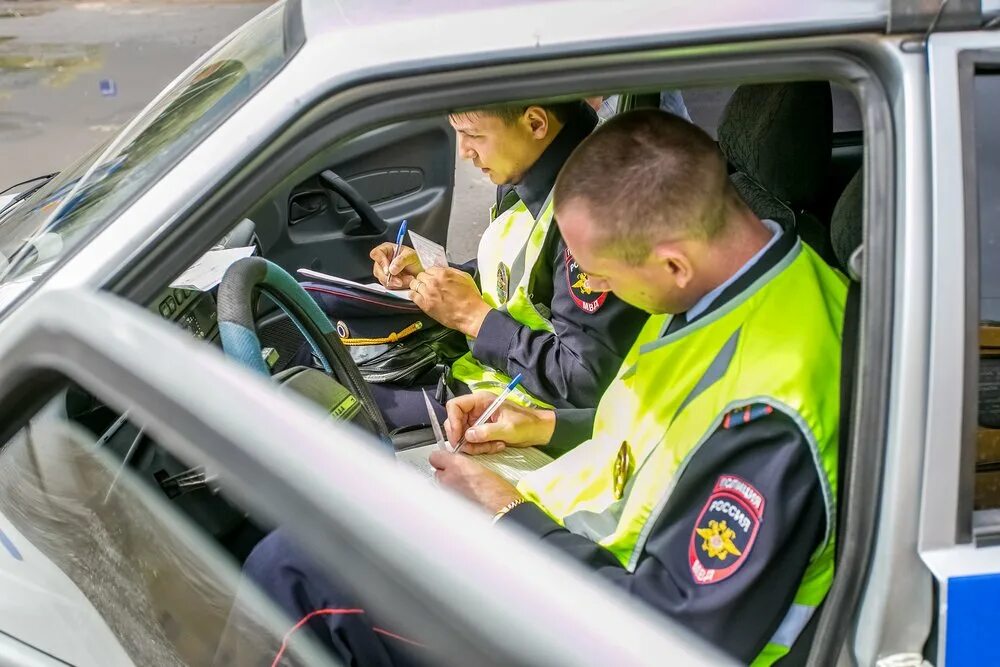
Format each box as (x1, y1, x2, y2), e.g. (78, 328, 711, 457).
(370, 219, 421, 288)
(453, 374, 522, 454)
(389, 218, 408, 269)
(443, 378, 558, 455)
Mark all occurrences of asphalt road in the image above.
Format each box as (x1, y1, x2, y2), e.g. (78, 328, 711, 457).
(0, 1, 269, 180)
(0, 0, 494, 261)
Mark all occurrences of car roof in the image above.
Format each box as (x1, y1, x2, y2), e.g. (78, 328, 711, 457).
(291, 0, 892, 94)
(300, 0, 889, 62)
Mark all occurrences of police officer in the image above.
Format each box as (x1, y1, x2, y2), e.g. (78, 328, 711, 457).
(366, 102, 647, 428)
(233, 110, 844, 666)
(435, 110, 844, 664)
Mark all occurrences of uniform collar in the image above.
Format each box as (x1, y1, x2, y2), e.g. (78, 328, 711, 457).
(507, 103, 597, 220)
(665, 225, 799, 335)
(685, 219, 783, 321)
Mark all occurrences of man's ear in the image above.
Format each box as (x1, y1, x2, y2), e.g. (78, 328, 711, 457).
(523, 106, 550, 140)
(653, 241, 694, 290)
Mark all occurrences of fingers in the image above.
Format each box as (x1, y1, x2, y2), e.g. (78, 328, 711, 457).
(373, 261, 390, 286)
(388, 248, 420, 277)
(412, 267, 452, 286)
(372, 244, 421, 287)
(428, 449, 455, 470)
(459, 441, 506, 456)
(410, 271, 438, 315)
(430, 449, 483, 471)
(371, 243, 397, 286)
(369, 243, 395, 263)
(445, 393, 490, 447)
(464, 420, 516, 445)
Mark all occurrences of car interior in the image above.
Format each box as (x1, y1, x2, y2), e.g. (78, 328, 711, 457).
(0, 78, 868, 664)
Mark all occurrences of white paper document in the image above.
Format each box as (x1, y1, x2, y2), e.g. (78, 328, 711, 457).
(407, 229, 449, 270)
(171, 246, 256, 292)
(397, 444, 553, 484)
(296, 268, 413, 301)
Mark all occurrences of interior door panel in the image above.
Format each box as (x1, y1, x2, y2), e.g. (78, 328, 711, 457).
(252, 117, 455, 282)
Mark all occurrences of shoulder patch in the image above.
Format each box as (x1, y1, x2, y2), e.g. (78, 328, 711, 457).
(722, 404, 774, 429)
(565, 249, 608, 314)
(689, 475, 765, 585)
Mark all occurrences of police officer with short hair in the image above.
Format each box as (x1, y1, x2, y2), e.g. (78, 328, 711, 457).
(231, 110, 845, 666)
(366, 102, 647, 429)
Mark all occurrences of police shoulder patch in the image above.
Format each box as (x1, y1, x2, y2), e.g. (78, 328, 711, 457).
(689, 475, 765, 585)
(565, 249, 607, 314)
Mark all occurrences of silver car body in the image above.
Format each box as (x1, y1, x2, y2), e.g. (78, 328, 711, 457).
(1, 0, 999, 664)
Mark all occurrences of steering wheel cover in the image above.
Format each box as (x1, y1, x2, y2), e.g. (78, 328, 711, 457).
(217, 257, 389, 439)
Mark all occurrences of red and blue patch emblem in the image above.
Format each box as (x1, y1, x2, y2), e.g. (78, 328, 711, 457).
(689, 475, 765, 585)
(565, 250, 607, 314)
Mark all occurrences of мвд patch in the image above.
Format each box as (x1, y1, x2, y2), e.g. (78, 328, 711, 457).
(689, 474, 765, 585)
(565, 249, 607, 313)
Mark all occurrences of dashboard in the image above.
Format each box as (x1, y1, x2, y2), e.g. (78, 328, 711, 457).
(151, 286, 219, 342)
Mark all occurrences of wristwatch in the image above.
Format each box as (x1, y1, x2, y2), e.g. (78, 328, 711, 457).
(492, 497, 526, 524)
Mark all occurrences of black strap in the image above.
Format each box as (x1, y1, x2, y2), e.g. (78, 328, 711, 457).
(835, 281, 860, 565)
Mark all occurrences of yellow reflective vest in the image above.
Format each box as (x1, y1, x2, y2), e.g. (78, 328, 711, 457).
(518, 239, 847, 663)
(450, 192, 556, 408)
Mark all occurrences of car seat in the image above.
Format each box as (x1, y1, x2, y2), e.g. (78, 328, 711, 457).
(717, 82, 838, 265)
(778, 169, 862, 665)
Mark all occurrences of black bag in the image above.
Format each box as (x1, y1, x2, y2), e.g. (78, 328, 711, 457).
(301, 281, 468, 386)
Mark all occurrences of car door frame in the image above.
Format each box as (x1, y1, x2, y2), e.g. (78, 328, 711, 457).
(0, 288, 730, 666)
(920, 30, 1000, 667)
(23, 32, 902, 665)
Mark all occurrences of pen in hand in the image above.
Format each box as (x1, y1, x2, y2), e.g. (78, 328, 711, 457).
(454, 373, 523, 455)
(384, 219, 408, 286)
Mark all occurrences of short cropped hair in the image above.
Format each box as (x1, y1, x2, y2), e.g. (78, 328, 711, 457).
(451, 101, 583, 126)
(554, 109, 741, 264)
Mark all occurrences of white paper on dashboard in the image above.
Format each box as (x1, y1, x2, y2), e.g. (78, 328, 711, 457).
(407, 229, 449, 270)
(296, 268, 412, 301)
(170, 246, 256, 292)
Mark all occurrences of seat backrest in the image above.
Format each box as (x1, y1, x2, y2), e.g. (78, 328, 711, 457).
(830, 169, 864, 275)
(717, 82, 837, 265)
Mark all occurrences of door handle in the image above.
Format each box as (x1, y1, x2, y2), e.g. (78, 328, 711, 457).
(288, 191, 329, 224)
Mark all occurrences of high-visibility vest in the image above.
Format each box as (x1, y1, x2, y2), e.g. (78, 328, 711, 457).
(517, 240, 847, 663)
(450, 192, 556, 408)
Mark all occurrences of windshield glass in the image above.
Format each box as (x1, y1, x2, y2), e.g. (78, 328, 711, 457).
(0, 2, 288, 291)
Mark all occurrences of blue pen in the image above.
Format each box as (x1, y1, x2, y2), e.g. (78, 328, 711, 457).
(454, 373, 523, 454)
(390, 219, 408, 265)
(383, 219, 408, 286)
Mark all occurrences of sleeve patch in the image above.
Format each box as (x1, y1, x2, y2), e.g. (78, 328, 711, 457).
(564, 249, 608, 314)
(722, 404, 773, 429)
(689, 475, 765, 585)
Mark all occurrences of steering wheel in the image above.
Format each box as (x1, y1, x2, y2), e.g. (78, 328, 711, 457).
(216, 256, 389, 440)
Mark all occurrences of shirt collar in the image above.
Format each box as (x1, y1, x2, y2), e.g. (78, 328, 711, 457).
(685, 219, 783, 321)
(512, 103, 597, 219)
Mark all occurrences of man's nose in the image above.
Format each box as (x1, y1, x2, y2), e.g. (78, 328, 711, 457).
(458, 136, 476, 160)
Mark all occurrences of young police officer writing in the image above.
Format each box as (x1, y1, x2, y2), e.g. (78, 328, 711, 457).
(365, 102, 647, 429)
(239, 110, 845, 665)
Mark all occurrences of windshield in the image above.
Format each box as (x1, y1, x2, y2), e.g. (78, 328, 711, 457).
(0, 2, 289, 292)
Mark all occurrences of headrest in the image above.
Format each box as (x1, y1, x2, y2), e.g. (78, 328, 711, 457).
(718, 82, 833, 207)
(830, 169, 863, 273)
